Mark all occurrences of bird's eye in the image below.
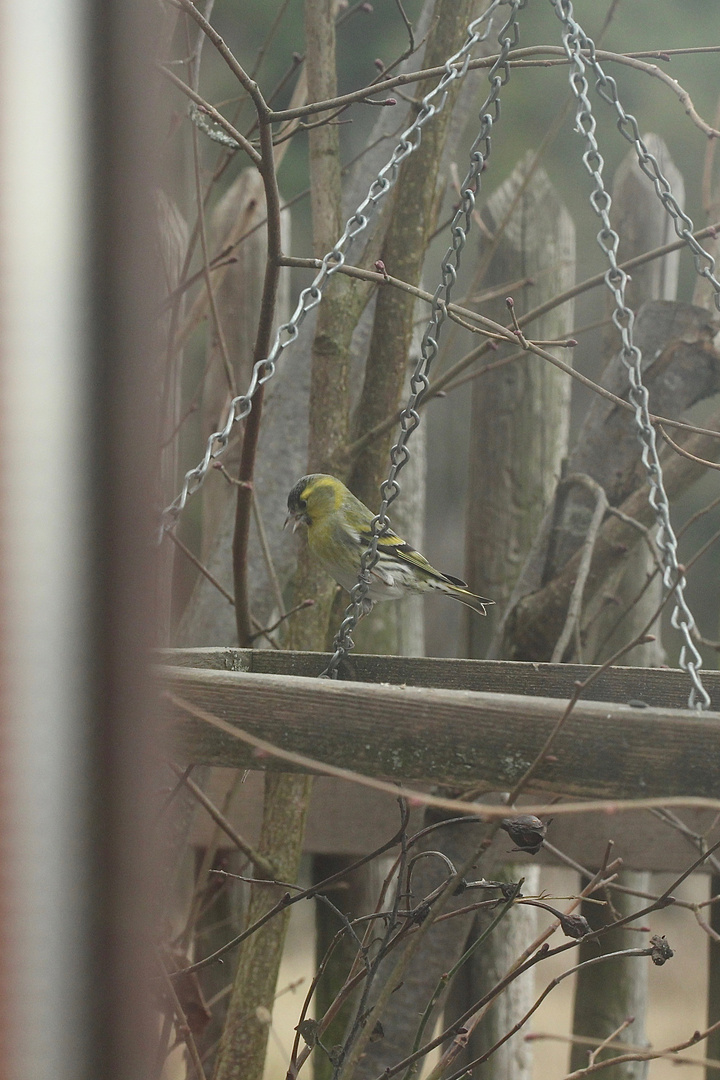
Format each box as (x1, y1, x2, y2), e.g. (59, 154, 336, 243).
(299, 497, 307, 509)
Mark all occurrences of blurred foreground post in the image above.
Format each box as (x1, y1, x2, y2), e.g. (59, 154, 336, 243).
(0, 1, 161, 1078)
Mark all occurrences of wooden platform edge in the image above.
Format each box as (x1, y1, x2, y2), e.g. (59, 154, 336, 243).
(159, 664, 720, 802)
(156, 647, 720, 709)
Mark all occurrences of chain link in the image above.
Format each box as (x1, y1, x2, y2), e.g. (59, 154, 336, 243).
(158, 0, 509, 541)
(551, 0, 715, 709)
(321, 0, 527, 678)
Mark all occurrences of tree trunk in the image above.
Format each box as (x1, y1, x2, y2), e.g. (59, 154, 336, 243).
(212, 772, 313, 1080)
(348, 0, 481, 510)
(337, 4, 507, 1075)
(211, 3, 352, 1076)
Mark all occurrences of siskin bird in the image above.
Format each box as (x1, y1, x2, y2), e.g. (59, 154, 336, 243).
(285, 473, 494, 616)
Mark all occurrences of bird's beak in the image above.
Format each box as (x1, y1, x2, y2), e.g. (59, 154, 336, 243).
(284, 512, 305, 533)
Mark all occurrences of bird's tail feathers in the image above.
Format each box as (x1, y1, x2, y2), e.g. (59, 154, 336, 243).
(452, 589, 494, 617)
(430, 577, 494, 616)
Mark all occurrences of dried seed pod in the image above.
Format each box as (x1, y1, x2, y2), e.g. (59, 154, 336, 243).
(559, 912, 591, 939)
(650, 934, 674, 966)
(295, 1019, 320, 1047)
(500, 815, 548, 854)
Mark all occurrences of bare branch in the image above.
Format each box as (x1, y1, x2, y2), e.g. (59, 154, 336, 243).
(267, 44, 720, 140)
(173, 0, 269, 113)
(551, 476, 609, 663)
(158, 64, 261, 164)
(168, 762, 276, 878)
(280, 255, 720, 453)
(658, 422, 720, 470)
(167, 530, 235, 606)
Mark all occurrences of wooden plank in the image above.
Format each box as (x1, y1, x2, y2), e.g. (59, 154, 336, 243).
(160, 647, 720, 709)
(161, 647, 253, 672)
(161, 665, 720, 800)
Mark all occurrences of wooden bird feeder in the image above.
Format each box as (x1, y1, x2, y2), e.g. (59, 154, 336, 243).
(160, 648, 720, 873)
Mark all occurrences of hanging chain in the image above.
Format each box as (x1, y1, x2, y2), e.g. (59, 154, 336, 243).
(551, 0, 715, 709)
(321, 0, 527, 679)
(158, 0, 510, 541)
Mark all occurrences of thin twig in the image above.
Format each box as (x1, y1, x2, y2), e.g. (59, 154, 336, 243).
(679, 493, 720, 540)
(280, 254, 720, 454)
(432, 852, 687, 1080)
(232, 89, 284, 647)
(379, 857, 624, 1080)
(166, 529, 235, 605)
(393, 0, 414, 53)
(503, 627, 657, 810)
(560, 1019, 720, 1079)
(438, 350, 525, 394)
(595, 494, 720, 656)
(173, 0, 269, 112)
(658, 422, 720, 471)
(251, 488, 286, 616)
(650, 805, 720, 875)
(550, 475, 609, 663)
(439, 945, 669, 1080)
(169, 797, 410, 979)
(158, 64, 261, 164)
(702, 96, 720, 213)
(189, 97, 237, 398)
(439, 314, 606, 395)
(693, 904, 720, 943)
(213, 465, 287, 618)
(168, 762, 275, 877)
(588, 1018, 636, 1067)
(605, 506, 663, 575)
(401, 883, 522, 1080)
(156, 950, 208, 1080)
(266, 45, 720, 138)
(173, 767, 248, 948)
(527, 1029, 720, 1074)
(249, 0, 292, 80)
(160, 400, 199, 449)
(248, 599, 315, 643)
(509, 849, 620, 971)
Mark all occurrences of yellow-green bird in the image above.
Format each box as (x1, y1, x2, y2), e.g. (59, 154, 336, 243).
(285, 473, 493, 616)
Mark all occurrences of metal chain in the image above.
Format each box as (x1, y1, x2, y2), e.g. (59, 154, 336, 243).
(321, 0, 527, 679)
(574, 22, 720, 312)
(158, 0, 509, 541)
(550, 0, 714, 709)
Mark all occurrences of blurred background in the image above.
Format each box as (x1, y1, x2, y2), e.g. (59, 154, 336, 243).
(164, 0, 720, 663)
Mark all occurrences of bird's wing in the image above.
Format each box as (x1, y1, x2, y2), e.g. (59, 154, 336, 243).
(356, 522, 462, 586)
